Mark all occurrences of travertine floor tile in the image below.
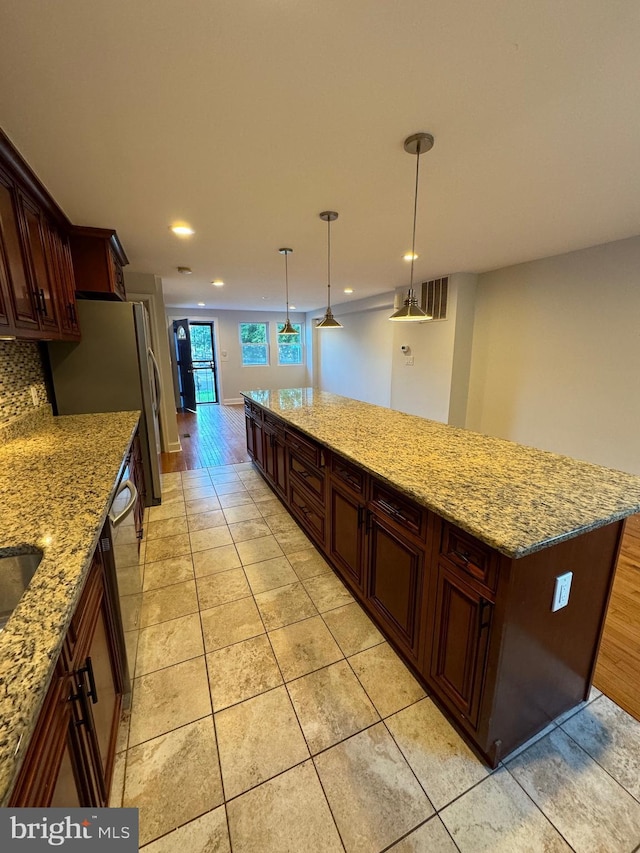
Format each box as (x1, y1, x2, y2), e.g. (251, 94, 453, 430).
(273, 527, 313, 554)
(303, 572, 354, 612)
(229, 519, 272, 543)
(264, 513, 299, 535)
(124, 717, 223, 847)
(186, 496, 222, 515)
(388, 817, 458, 852)
(386, 698, 489, 810)
(440, 766, 570, 852)
(254, 581, 318, 630)
(287, 660, 379, 754)
(145, 533, 192, 563)
(222, 503, 263, 524)
(554, 684, 602, 725)
(135, 613, 204, 676)
(256, 497, 288, 516)
(217, 492, 255, 508)
(287, 547, 333, 580)
(235, 534, 284, 566)
(210, 471, 242, 484)
(108, 749, 126, 808)
(145, 516, 189, 541)
(207, 634, 282, 711)
(323, 602, 384, 657)
(143, 555, 194, 592)
(269, 615, 343, 681)
(184, 484, 218, 501)
(227, 761, 342, 853)
(197, 568, 251, 609)
(315, 723, 434, 853)
(244, 555, 298, 595)
(200, 596, 265, 652)
(215, 686, 309, 798)
(190, 525, 233, 553)
(561, 694, 640, 800)
(508, 727, 640, 852)
(139, 580, 199, 628)
(186, 509, 228, 532)
(129, 657, 211, 746)
(209, 464, 239, 475)
(148, 499, 186, 522)
(192, 544, 241, 577)
(141, 806, 230, 853)
(349, 643, 425, 717)
(214, 481, 249, 496)
(181, 468, 211, 482)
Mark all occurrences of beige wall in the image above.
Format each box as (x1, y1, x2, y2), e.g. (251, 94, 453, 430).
(466, 235, 640, 475)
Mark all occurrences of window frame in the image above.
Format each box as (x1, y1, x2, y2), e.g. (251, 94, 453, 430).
(239, 322, 270, 367)
(277, 322, 304, 366)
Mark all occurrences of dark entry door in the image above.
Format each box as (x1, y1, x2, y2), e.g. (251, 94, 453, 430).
(189, 322, 219, 404)
(172, 319, 197, 412)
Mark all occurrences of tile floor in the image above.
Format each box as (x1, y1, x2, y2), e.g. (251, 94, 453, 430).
(109, 464, 640, 852)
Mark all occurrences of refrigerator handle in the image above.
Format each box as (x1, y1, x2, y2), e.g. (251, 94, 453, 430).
(148, 347, 162, 409)
(109, 479, 138, 526)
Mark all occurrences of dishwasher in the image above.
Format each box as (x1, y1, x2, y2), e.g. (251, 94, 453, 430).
(100, 461, 142, 709)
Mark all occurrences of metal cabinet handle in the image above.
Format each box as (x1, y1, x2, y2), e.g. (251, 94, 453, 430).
(70, 682, 92, 731)
(109, 478, 138, 526)
(478, 598, 492, 634)
(357, 505, 365, 528)
(79, 656, 98, 704)
(39, 289, 48, 316)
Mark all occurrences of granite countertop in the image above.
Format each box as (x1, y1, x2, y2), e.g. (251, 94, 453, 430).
(242, 388, 640, 559)
(0, 407, 140, 806)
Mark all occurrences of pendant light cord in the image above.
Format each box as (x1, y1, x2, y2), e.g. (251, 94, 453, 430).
(409, 137, 422, 292)
(284, 250, 290, 321)
(327, 216, 332, 310)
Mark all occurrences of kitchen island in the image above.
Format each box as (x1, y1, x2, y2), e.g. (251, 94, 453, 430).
(242, 388, 640, 764)
(0, 407, 140, 806)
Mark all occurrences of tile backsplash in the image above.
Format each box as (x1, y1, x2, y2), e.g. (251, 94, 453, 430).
(0, 340, 50, 425)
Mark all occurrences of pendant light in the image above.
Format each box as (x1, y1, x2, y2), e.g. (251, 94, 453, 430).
(317, 211, 343, 329)
(389, 132, 434, 322)
(278, 247, 297, 334)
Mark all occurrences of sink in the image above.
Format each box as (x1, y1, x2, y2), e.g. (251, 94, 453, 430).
(0, 551, 43, 630)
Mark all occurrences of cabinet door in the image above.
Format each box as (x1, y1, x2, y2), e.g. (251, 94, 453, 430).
(366, 511, 424, 659)
(245, 411, 255, 459)
(0, 173, 39, 330)
(18, 193, 60, 335)
(253, 418, 265, 470)
(429, 562, 492, 728)
(0, 227, 12, 329)
(329, 481, 366, 593)
(46, 223, 80, 339)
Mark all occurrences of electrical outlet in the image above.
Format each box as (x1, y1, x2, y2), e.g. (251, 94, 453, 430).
(29, 385, 39, 406)
(551, 571, 573, 612)
(404, 356, 414, 366)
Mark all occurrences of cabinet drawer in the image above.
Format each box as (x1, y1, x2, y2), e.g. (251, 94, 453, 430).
(289, 452, 325, 505)
(440, 523, 498, 591)
(285, 428, 323, 468)
(289, 481, 326, 546)
(371, 481, 426, 540)
(331, 455, 365, 495)
(264, 412, 284, 437)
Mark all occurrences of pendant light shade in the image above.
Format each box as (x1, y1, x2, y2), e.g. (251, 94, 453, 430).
(317, 211, 343, 329)
(389, 132, 434, 322)
(278, 247, 297, 334)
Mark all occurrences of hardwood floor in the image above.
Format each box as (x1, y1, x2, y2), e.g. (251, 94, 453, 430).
(594, 513, 640, 721)
(160, 403, 640, 721)
(160, 404, 250, 472)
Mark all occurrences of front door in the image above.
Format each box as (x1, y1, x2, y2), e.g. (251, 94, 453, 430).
(172, 319, 197, 412)
(189, 322, 219, 404)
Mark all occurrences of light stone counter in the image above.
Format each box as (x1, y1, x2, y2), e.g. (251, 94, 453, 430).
(242, 388, 640, 559)
(0, 407, 140, 805)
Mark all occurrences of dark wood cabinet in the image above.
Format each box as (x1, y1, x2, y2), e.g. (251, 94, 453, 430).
(9, 544, 122, 807)
(263, 415, 287, 498)
(366, 509, 425, 662)
(429, 561, 492, 729)
(328, 480, 366, 593)
(0, 135, 81, 341)
(69, 226, 128, 301)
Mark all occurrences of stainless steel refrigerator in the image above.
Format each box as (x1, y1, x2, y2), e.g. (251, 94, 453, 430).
(47, 300, 162, 505)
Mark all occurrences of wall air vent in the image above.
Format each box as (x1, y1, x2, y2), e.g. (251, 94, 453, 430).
(421, 276, 448, 320)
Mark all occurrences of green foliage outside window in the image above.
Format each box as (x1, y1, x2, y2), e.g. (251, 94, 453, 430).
(240, 322, 269, 365)
(277, 323, 303, 365)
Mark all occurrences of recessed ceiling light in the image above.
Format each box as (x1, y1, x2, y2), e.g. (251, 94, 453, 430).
(403, 252, 419, 261)
(177, 266, 192, 275)
(171, 224, 195, 236)
(211, 279, 224, 287)
(344, 288, 354, 294)
(197, 302, 205, 307)
(289, 305, 296, 310)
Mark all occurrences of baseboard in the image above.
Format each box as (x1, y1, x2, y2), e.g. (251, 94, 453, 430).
(222, 397, 244, 406)
(166, 440, 182, 453)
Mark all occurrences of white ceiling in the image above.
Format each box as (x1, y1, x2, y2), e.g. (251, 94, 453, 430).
(1, 1, 639, 312)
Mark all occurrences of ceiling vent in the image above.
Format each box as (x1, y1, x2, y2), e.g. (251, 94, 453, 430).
(421, 276, 448, 320)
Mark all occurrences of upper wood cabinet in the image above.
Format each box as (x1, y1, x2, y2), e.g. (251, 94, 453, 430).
(0, 131, 82, 341)
(69, 226, 129, 301)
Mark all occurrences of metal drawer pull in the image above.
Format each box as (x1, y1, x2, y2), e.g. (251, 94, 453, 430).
(79, 656, 99, 704)
(109, 479, 138, 526)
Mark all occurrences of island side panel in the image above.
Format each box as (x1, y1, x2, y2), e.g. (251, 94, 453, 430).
(485, 520, 624, 760)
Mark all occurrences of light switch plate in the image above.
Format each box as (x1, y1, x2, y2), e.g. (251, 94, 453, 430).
(404, 356, 414, 366)
(551, 571, 573, 612)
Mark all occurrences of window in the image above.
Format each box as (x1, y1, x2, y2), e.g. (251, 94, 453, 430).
(239, 322, 269, 365)
(277, 323, 303, 365)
